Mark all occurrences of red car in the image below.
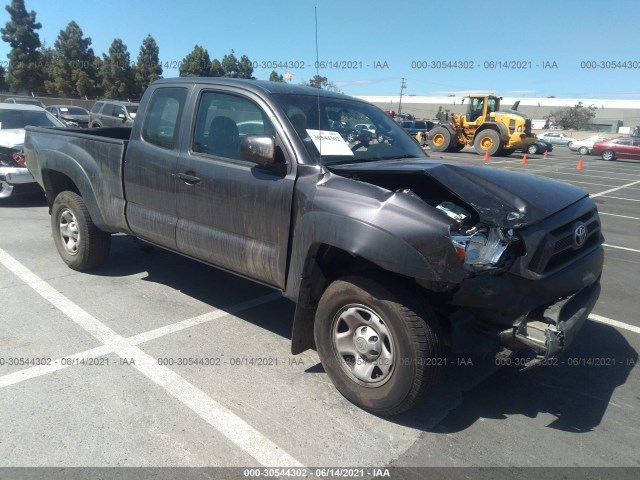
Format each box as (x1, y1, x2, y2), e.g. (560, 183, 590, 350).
(591, 137, 640, 161)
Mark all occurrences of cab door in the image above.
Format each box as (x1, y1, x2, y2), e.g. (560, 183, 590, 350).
(124, 87, 188, 249)
(174, 87, 296, 288)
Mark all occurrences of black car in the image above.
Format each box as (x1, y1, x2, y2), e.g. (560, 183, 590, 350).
(329, 120, 374, 143)
(521, 138, 553, 155)
(46, 105, 90, 128)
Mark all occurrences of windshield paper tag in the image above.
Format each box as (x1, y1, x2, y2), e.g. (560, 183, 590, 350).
(306, 129, 354, 156)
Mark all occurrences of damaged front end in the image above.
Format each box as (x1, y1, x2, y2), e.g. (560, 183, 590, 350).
(327, 159, 604, 363)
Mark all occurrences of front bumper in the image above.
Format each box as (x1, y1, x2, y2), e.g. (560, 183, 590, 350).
(0, 167, 37, 198)
(503, 280, 601, 358)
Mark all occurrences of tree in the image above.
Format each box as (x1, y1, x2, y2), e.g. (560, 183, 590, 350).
(0, 65, 8, 91)
(544, 102, 597, 130)
(269, 70, 283, 82)
(179, 45, 210, 77)
(237, 54, 254, 79)
(210, 58, 223, 77)
(135, 34, 162, 96)
(1, 0, 43, 93)
(101, 38, 135, 99)
(304, 74, 340, 92)
(45, 21, 98, 97)
(221, 49, 239, 77)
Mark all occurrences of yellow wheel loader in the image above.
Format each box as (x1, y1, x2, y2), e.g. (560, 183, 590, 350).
(429, 94, 536, 156)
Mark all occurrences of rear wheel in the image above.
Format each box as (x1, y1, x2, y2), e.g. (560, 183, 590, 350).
(579, 146, 589, 155)
(473, 129, 502, 156)
(601, 150, 615, 161)
(429, 126, 452, 152)
(314, 275, 442, 416)
(51, 191, 111, 271)
(527, 144, 539, 155)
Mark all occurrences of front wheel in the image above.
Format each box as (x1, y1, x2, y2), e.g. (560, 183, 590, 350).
(527, 144, 539, 155)
(473, 129, 501, 156)
(429, 126, 452, 152)
(579, 146, 589, 155)
(601, 150, 615, 161)
(51, 191, 111, 271)
(314, 276, 442, 416)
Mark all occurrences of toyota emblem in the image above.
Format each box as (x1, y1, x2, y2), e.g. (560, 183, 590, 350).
(573, 223, 587, 248)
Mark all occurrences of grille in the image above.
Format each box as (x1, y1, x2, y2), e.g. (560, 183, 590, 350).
(528, 209, 601, 274)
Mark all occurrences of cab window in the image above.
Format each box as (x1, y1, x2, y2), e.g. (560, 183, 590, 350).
(142, 87, 187, 150)
(192, 91, 274, 161)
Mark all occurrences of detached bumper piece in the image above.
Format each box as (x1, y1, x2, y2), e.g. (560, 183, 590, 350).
(502, 281, 601, 366)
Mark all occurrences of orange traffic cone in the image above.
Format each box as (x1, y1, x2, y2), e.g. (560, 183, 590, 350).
(576, 156, 584, 170)
(543, 150, 548, 159)
(483, 150, 489, 161)
(521, 153, 527, 164)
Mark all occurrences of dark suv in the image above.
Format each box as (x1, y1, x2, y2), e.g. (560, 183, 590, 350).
(89, 100, 139, 128)
(400, 120, 436, 145)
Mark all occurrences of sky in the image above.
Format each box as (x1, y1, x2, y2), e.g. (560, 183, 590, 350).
(1, 0, 639, 99)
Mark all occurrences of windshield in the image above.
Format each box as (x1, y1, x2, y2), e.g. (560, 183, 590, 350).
(59, 106, 89, 115)
(0, 109, 66, 129)
(272, 94, 426, 165)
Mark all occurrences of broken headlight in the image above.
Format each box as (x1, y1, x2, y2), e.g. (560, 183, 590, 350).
(451, 227, 517, 271)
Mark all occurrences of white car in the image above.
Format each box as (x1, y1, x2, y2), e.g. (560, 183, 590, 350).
(354, 123, 376, 134)
(567, 135, 611, 155)
(0, 104, 65, 199)
(537, 132, 575, 145)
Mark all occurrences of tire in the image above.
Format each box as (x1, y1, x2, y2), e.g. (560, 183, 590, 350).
(527, 144, 539, 155)
(314, 275, 442, 416)
(579, 146, 589, 155)
(429, 126, 452, 152)
(347, 132, 355, 143)
(473, 129, 501, 156)
(601, 150, 615, 161)
(51, 191, 111, 271)
(447, 143, 465, 152)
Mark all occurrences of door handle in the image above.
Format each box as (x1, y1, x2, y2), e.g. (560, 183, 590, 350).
(175, 172, 201, 185)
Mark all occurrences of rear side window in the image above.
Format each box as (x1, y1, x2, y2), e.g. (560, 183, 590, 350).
(91, 102, 104, 114)
(102, 104, 115, 116)
(615, 139, 631, 145)
(142, 87, 187, 150)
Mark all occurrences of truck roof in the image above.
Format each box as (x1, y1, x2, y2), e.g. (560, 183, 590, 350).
(152, 77, 356, 101)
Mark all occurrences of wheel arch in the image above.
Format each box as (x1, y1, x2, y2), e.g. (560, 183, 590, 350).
(475, 122, 509, 143)
(290, 243, 426, 354)
(41, 165, 107, 230)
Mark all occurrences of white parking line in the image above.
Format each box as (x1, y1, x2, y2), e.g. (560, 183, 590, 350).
(0, 248, 302, 468)
(599, 212, 640, 220)
(590, 314, 640, 335)
(0, 345, 112, 389)
(598, 195, 640, 202)
(0, 294, 281, 390)
(591, 180, 640, 198)
(603, 244, 640, 253)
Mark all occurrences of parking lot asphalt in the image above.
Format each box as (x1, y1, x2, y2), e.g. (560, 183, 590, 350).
(0, 145, 638, 473)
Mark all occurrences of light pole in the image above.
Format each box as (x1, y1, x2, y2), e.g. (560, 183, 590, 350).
(398, 78, 406, 115)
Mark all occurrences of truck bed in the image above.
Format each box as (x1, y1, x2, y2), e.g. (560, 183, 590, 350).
(24, 126, 132, 233)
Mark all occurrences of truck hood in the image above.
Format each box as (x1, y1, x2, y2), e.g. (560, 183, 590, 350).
(327, 159, 588, 228)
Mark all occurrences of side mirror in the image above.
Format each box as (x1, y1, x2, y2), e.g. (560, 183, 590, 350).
(118, 113, 126, 119)
(240, 135, 283, 172)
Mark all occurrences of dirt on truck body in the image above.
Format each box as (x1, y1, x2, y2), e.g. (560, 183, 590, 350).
(25, 78, 603, 415)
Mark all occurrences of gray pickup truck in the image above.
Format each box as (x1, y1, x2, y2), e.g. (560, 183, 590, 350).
(25, 78, 604, 415)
